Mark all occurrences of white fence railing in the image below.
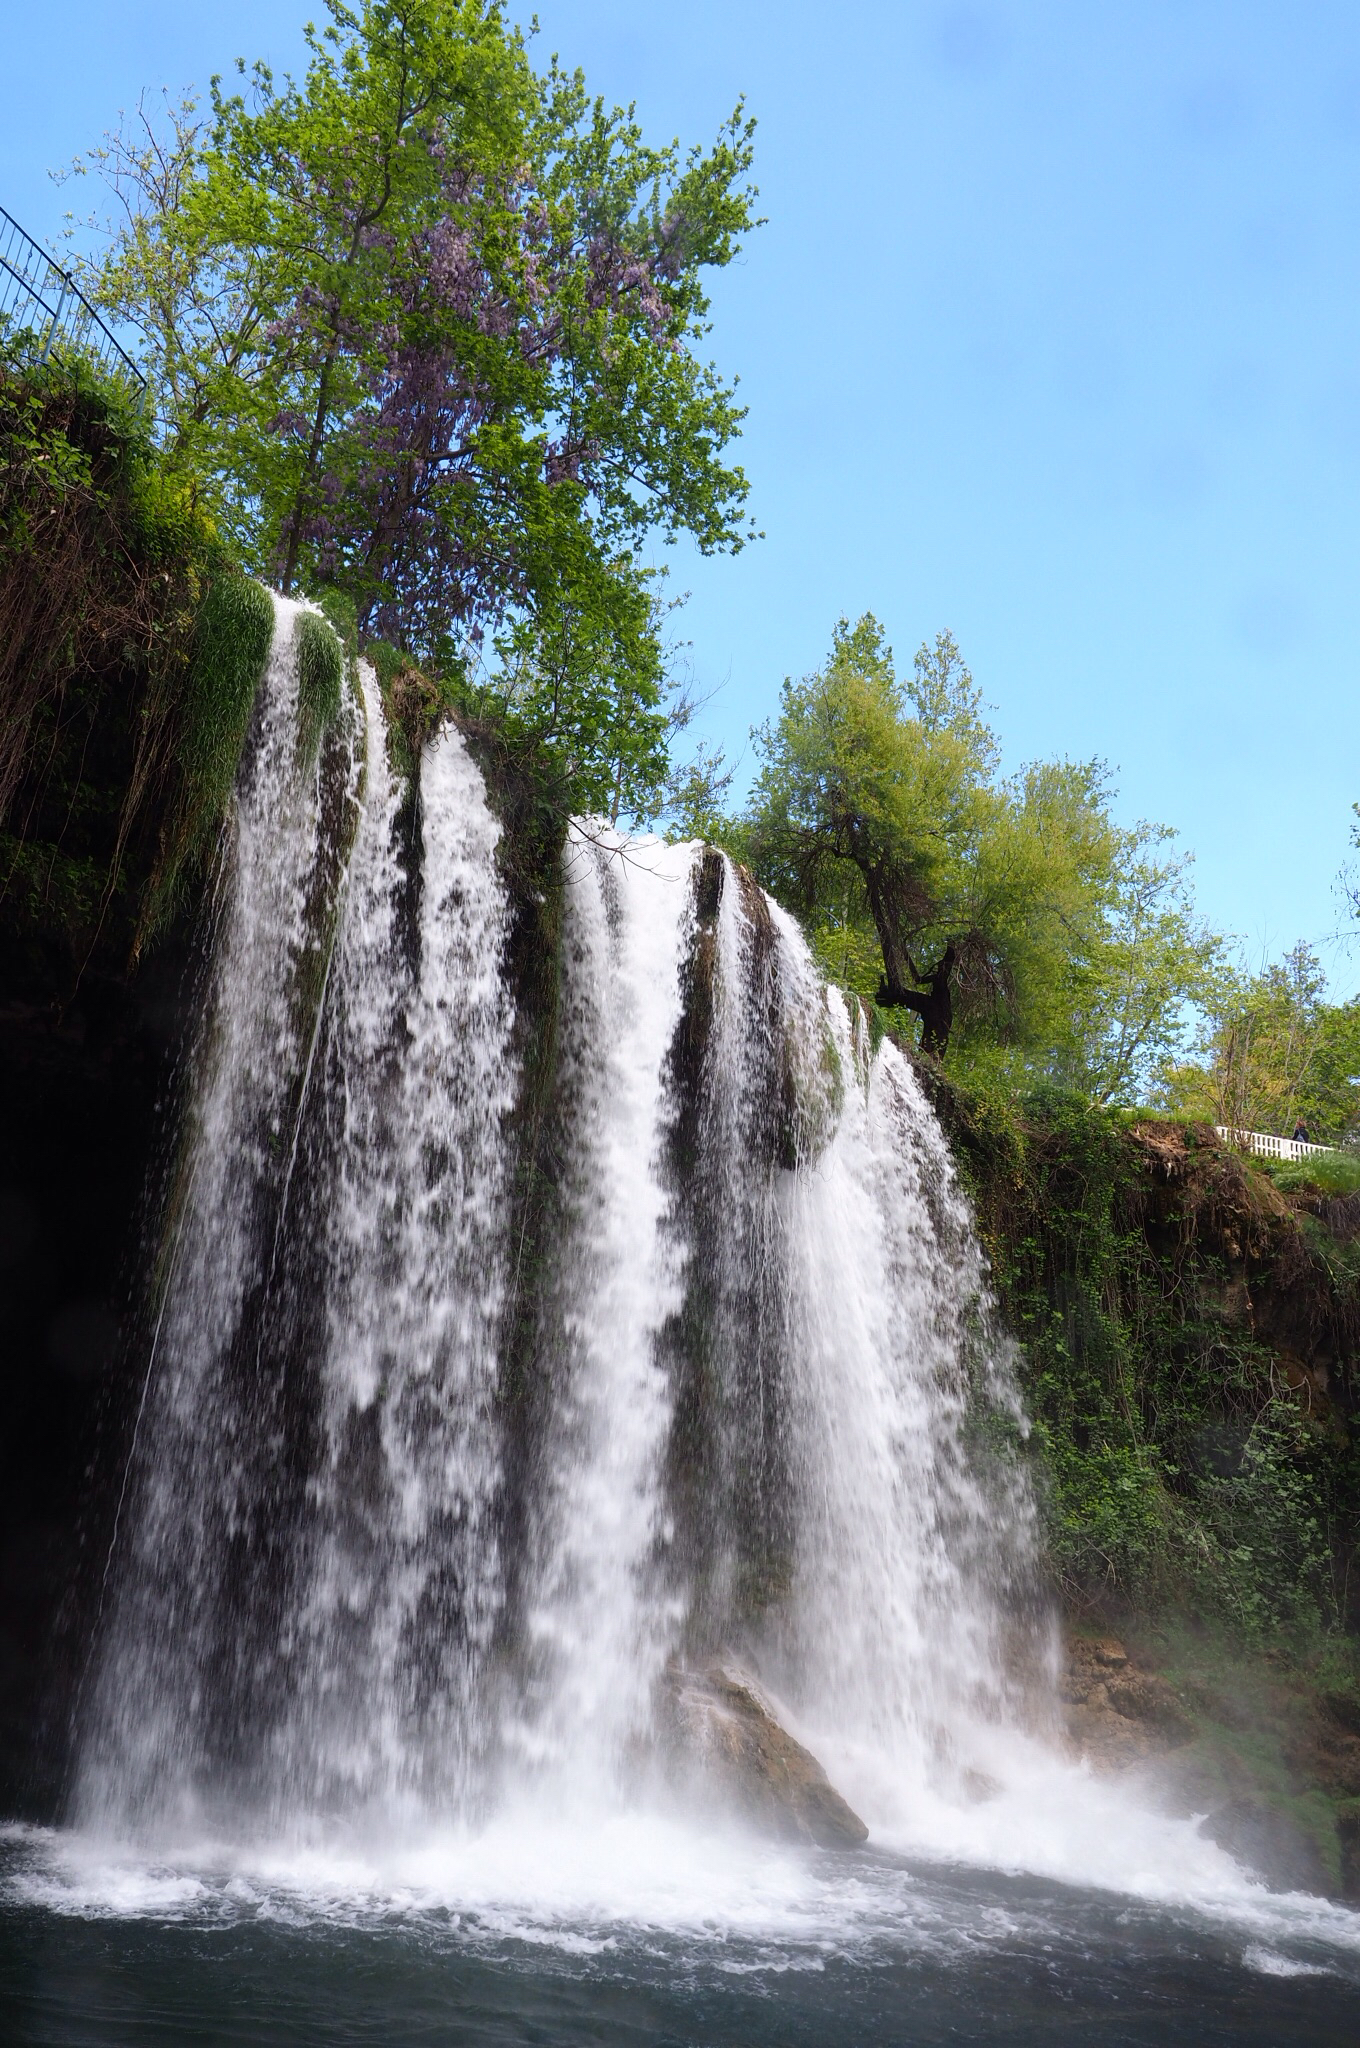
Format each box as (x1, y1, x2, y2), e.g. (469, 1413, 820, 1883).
(1215, 1126, 1334, 1163)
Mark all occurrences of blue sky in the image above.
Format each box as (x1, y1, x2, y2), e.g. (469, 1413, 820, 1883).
(5, 2, 1360, 983)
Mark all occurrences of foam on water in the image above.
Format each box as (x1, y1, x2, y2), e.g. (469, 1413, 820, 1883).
(7, 1805, 1360, 1985)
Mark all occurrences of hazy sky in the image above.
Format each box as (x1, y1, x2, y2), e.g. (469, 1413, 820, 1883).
(5, 2, 1360, 983)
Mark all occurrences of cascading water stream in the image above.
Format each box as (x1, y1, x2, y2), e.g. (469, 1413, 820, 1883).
(77, 595, 363, 1835)
(63, 608, 1351, 1963)
(504, 828, 697, 1804)
(268, 702, 520, 1826)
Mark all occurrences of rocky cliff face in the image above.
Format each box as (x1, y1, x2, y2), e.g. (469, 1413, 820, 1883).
(1061, 1632, 1192, 1768)
(1062, 1627, 1360, 1900)
(0, 931, 200, 1813)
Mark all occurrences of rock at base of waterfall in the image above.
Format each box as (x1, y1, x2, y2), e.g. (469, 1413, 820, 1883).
(665, 1662, 869, 1848)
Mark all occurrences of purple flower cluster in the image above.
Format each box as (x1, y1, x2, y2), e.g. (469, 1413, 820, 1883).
(269, 135, 693, 649)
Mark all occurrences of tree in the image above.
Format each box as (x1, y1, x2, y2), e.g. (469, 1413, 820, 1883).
(1340, 801, 1360, 929)
(466, 571, 673, 823)
(746, 615, 1219, 1084)
(1046, 821, 1223, 1106)
(1162, 943, 1360, 1144)
(659, 739, 736, 844)
(65, 1, 759, 685)
(747, 619, 992, 1053)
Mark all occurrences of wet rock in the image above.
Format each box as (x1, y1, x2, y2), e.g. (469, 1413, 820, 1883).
(1062, 1634, 1192, 1770)
(1340, 1811, 1360, 1901)
(666, 1661, 869, 1848)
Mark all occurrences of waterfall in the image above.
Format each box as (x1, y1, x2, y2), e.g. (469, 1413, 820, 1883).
(78, 596, 365, 1833)
(504, 828, 697, 1802)
(75, 608, 1051, 1848)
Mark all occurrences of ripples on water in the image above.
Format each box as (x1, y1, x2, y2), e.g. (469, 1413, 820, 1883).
(3, 1820, 1359, 2046)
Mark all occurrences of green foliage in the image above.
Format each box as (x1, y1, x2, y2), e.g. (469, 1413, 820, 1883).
(295, 610, 345, 767)
(933, 1074, 1360, 1649)
(367, 640, 462, 789)
(69, 1, 758, 655)
(472, 576, 673, 823)
(180, 574, 275, 804)
(1043, 819, 1225, 1107)
(1184, 1404, 1338, 1643)
(1272, 1151, 1360, 1198)
(1163, 942, 1360, 1145)
(745, 615, 1219, 1081)
(0, 355, 100, 551)
(59, 2, 763, 824)
(141, 572, 276, 933)
(0, 354, 270, 967)
(662, 739, 737, 845)
(315, 587, 359, 667)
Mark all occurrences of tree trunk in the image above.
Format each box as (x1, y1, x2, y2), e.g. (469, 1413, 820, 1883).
(861, 859, 918, 1003)
(877, 943, 956, 1060)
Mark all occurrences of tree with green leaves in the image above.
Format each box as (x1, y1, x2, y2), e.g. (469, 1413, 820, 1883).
(64, 0, 759, 804)
(1162, 942, 1360, 1143)
(745, 616, 1219, 1087)
(1045, 818, 1224, 1105)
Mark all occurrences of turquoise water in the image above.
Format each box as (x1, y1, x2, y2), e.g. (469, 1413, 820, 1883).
(4, 1831, 1359, 2046)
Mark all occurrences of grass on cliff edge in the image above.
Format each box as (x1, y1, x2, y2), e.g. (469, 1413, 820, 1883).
(1268, 1150, 1360, 1198)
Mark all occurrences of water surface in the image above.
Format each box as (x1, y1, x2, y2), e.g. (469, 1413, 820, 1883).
(4, 1825, 1359, 2046)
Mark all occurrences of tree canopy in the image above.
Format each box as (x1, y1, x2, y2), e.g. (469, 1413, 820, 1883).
(67, 0, 759, 806)
(741, 615, 1220, 1091)
(1162, 942, 1360, 1145)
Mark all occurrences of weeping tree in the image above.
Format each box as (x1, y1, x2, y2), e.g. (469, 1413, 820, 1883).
(746, 617, 1218, 1092)
(64, 0, 759, 800)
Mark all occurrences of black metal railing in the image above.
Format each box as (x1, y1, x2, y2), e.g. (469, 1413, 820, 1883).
(0, 205, 147, 403)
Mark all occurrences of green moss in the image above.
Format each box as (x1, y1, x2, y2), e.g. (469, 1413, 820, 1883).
(864, 996, 888, 1059)
(1, 356, 273, 975)
(314, 587, 358, 665)
(1145, 1621, 1360, 1892)
(365, 640, 462, 789)
(181, 576, 274, 810)
(138, 574, 275, 939)
(295, 610, 345, 767)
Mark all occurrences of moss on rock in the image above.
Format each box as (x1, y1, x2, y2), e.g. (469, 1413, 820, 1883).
(294, 609, 345, 768)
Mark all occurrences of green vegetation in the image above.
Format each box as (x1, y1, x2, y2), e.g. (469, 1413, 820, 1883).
(147, 573, 276, 931)
(0, 353, 273, 975)
(933, 1074, 1360, 1659)
(930, 1072, 1360, 1880)
(1272, 1151, 1360, 1198)
(295, 608, 345, 767)
(68, 0, 759, 818)
(7, 0, 760, 952)
(733, 615, 1220, 1088)
(1163, 941, 1360, 1146)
